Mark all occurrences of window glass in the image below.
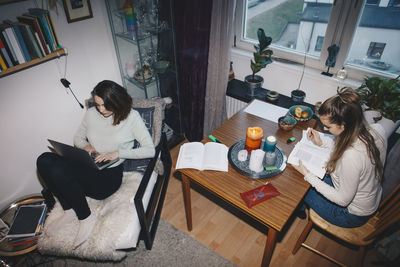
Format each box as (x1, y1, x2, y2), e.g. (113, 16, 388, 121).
(243, 0, 333, 58)
(389, 0, 400, 7)
(345, 2, 400, 75)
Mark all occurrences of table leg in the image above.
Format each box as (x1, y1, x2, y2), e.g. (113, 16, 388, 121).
(261, 228, 278, 267)
(181, 174, 193, 231)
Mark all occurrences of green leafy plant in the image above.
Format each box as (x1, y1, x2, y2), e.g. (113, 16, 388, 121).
(356, 75, 400, 122)
(250, 28, 273, 81)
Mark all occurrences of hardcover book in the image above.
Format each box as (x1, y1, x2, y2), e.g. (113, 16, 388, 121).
(28, 8, 56, 52)
(16, 22, 42, 59)
(2, 26, 25, 64)
(0, 25, 18, 65)
(3, 20, 31, 62)
(17, 15, 49, 55)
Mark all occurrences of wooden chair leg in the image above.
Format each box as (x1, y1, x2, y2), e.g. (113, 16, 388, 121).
(356, 246, 366, 267)
(292, 220, 313, 254)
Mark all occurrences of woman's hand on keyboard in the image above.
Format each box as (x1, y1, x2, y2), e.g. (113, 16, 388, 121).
(94, 151, 119, 163)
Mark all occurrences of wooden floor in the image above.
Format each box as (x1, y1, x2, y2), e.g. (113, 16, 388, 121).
(161, 144, 384, 267)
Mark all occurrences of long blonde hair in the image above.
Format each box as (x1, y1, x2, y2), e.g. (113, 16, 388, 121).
(318, 88, 383, 180)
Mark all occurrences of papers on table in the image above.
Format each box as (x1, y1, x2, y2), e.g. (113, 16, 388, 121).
(243, 99, 288, 123)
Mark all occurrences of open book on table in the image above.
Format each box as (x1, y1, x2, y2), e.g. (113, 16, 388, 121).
(287, 128, 334, 179)
(176, 142, 228, 172)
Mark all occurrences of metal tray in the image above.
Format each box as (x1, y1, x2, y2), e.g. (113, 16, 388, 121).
(228, 139, 287, 179)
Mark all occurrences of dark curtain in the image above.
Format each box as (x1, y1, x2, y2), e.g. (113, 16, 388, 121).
(173, 0, 213, 141)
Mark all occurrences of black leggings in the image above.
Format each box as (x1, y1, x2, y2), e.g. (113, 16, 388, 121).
(36, 152, 123, 220)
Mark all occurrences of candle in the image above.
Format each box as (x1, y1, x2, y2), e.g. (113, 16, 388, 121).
(265, 151, 276, 166)
(249, 149, 265, 173)
(264, 135, 277, 152)
(245, 127, 264, 154)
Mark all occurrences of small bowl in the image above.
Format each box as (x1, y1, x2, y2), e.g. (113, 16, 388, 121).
(152, 60, 170, 73)
(278, 116, 297, 131)
(266, 90, 279, 102)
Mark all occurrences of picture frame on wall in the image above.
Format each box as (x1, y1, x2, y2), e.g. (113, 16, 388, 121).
(63, 0, 93, 23)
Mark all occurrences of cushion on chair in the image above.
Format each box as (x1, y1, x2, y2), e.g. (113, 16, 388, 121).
(382, 138, 400, 199)
(123, 98, 165, 173)
(38, 171, 158, 261)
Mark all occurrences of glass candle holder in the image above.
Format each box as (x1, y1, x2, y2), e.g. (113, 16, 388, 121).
(264, 135, 277, 152)
(245, 127, 264, 154)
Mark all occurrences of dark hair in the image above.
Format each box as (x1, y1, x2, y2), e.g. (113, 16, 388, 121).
(91, 80, 132, 125)
(319, 88, 383, 180)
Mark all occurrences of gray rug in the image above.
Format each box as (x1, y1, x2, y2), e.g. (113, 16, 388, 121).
(25, 219, 236, 266)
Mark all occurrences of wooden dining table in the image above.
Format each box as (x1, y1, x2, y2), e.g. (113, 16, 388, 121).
(174, 103, 317, 266)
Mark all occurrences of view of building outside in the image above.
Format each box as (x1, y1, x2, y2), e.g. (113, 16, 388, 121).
(244, 0, 399, 76)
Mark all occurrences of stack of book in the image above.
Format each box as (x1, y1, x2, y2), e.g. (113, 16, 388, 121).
(0, 8, 61, 72)
(5, 203, 47, 246)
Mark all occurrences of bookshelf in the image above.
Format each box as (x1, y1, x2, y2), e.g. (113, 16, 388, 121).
(0, 48, 66, 78)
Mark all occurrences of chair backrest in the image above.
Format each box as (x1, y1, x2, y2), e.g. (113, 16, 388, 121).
(382, 138, 400, 199)
(364, 184, 400, 241)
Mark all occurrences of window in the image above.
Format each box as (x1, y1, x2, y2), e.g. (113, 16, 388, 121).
(389, 0, 400, 7)
(235, 0, 400, 79)
(367, 42, 386, 59)
(314, 36, 324, 52)
(366, 0, 380, 6)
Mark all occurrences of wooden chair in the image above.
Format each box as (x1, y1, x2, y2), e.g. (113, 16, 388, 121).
(292, 184, 400, 267)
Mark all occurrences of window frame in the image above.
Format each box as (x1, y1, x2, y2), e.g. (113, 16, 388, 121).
(233, 0, 397, 80)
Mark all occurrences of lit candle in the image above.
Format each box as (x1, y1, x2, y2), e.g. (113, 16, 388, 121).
(245, 127, 264, 154)
(264, 135, 277, 152)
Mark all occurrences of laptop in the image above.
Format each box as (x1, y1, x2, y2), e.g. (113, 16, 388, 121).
(48, 139, 118, 170)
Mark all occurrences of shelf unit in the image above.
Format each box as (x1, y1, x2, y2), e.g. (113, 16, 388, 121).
(105, 0, 183, 143)
(0, 48, 66, 78)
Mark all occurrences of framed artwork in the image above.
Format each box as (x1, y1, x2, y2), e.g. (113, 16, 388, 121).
(63, 0, 93, 23)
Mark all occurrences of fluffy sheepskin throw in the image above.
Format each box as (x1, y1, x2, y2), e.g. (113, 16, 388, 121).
(37, 171, 142, 261)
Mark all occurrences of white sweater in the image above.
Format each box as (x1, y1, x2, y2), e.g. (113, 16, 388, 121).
(304, 128, 386, 216)
(74, 107, 155, 167)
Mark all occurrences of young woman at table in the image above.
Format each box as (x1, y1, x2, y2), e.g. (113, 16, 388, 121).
(292, 88, 386, 228)
(36, 80, 155, 247)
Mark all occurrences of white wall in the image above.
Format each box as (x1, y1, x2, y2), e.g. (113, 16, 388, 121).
(0, 1, 121, 209)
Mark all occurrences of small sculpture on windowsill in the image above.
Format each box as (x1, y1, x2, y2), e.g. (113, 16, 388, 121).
(322, 44, 340, 77)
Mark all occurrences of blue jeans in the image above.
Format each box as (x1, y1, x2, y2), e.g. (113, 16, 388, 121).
(303, 174, 371, 228)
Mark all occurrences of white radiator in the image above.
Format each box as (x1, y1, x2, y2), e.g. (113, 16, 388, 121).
(226, 96, 247, 119)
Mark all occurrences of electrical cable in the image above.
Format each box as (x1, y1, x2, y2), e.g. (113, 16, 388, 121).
(60, 78, 84, 109)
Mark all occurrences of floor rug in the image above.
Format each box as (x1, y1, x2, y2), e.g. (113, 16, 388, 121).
(20, 219, 236, 266)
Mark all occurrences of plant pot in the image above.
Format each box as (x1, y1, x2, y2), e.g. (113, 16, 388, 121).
(291, 89, 306, 102)
(244, 75, 264, 96)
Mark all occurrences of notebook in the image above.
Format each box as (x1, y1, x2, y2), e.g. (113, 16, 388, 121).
(48, 139, 118, 170)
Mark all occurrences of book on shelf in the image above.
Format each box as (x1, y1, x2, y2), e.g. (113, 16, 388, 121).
(6, 203, 47, 238)
(28, 8, 57, 52)
(17, 22, 44, 59)
(0, 53, 7, 70)
(3, 20, 31, 62)
(1, 25, 25, 64)
(176, 142, 229, 172)
(43, 10, 60, 48)
(0, 26, 19, 66)
(17, 15, 49, 55)
(23, 13, 53, 53)
(287, 128, 334, 179)
(0, 39, 13, 67)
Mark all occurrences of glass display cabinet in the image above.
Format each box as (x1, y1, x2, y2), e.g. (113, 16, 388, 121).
(105, 0, 183, 145)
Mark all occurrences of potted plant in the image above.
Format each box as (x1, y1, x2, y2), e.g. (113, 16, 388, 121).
(356, 75, 400, 138)
(244, 28, 273, 96)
